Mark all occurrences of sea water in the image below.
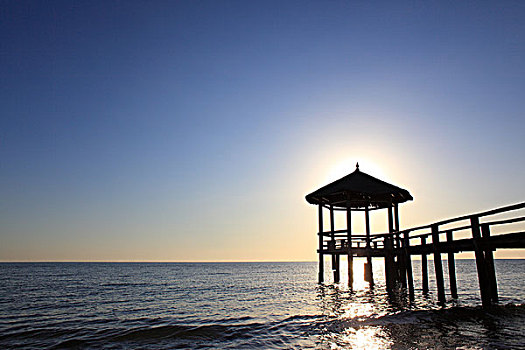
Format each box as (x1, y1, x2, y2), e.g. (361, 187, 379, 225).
(0, 260, 524, 349)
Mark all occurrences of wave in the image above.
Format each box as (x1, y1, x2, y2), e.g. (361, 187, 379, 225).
(318, 303, 525, 327)
(3, 304, 524, 349)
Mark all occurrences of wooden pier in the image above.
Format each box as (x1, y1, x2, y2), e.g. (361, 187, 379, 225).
(306, 164, 525, 307)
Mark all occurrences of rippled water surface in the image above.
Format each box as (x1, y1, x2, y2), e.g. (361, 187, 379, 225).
(1, 260, 524, 349)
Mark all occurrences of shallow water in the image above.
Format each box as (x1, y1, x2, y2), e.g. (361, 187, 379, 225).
(0, 260, 524, 349)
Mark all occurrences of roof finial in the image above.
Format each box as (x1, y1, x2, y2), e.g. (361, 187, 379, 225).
(356, 162, 360, 171)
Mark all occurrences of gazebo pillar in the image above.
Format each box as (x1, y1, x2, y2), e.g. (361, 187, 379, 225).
(318, 204, 324, 283)
(346, 203, 353, 288)
(330, 205, 340, 283)
(364, 207, 374, 285)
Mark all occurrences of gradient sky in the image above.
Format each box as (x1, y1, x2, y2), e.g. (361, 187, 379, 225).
(1, 1, 525, 261)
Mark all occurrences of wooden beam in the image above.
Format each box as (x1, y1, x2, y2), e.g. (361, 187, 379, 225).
(404, 232, 414, 299)
(365, 207, 371, 248)
(365, 207, 374, 285)
(335, 254, 340, 283)
(330, 205, 339, 283)
(481, 223, 498, 303)
(446, 230, 458, 299)
(385, 206, 396, 291)
(432, 224, 446, 304)
(471, 216, 491, 307)
(433, 202, 525, 227)
(318, 204, 324, 283)
(394, 203, 401, 248)
(384, 236, 395, 291)
(330, 204, 335, 242)
(404, 231, 525, 255)
(421, 236, 429, 294)
(395, 203, 407, 288)
(347, 204, 353, 288)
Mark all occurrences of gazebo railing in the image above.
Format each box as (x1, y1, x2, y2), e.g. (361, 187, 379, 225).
(319, 237, 384, 251)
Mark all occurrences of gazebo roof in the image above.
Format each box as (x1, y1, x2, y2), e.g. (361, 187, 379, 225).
(305, 164, 413, 209)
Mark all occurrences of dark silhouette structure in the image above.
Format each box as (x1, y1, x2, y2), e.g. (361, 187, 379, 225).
(305, 163, 413, 290)
(306, 164, 525, 307)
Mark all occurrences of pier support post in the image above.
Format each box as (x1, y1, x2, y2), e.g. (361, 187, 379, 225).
(384, 236, 396, 291)
(334, 254, 340, 283)
(397, 243, 407, 289)
(347, 254, 353, 287)
(446, 230, 458, 299)
(481, 224, 498, 303)
(394, 204, 407, 289)
(471, 216, 492, 307)
(432, 224, 446, 304)
(346, 204, 353, 288)
(403, 231, 414, 299)
(421, 236, 429, 294)
(330, 205, 340, 283)
(365, 207, 374, 286)
(385, 206, 397, 290)
(318, 204, 324, 283)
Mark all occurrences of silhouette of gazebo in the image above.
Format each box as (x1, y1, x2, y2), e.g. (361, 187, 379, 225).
(305, 163, 413, 287)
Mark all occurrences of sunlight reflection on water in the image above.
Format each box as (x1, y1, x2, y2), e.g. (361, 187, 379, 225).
(341, 327, 392, 350)
(313, 258, 525, 349)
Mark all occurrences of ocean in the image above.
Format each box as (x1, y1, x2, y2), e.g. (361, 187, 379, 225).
(1, 260, 524, 349)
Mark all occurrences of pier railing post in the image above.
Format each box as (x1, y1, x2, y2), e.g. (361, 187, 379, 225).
(431, 224, 446, 304)
(446, 230, 458, 299)
(471, 216, 491, 307)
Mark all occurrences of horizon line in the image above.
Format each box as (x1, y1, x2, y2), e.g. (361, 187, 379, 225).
(1, 257, 525, 263)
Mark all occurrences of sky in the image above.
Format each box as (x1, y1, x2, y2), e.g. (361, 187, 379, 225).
(1, 0, 525, 261)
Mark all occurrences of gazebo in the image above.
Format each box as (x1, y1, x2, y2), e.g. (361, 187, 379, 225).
(305, 163, 413, 288)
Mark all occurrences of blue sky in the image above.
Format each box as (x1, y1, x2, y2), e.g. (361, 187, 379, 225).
(1, 1, 525, 261)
